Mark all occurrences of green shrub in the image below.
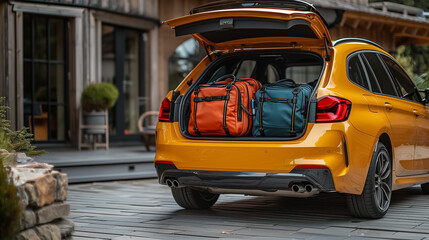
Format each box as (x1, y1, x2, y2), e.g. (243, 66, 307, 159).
(0, 97, 46, 162)
(81, 82, 119, 112)
(0, 158, 22, 239)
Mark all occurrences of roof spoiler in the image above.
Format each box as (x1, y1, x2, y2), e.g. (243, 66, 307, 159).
(190, 0, 328, 26)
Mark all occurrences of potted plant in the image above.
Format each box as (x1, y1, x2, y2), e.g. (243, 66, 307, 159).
(81, 82, 118, 134)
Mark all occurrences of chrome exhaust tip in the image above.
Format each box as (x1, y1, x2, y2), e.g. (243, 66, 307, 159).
(305, 184, 313, 193)
(166, 179, 173, 188)
(292, 184, 305, 193)
(172, 180, 180, 188)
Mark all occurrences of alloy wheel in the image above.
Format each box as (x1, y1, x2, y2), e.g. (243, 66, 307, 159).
(374, 150, 391, 212)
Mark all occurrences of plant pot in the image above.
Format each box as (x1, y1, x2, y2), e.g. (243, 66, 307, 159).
(83, 111, 106, 134)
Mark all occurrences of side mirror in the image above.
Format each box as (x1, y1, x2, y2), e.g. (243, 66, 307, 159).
(425, 88, 429, 104)
(419, 88, 429, 104)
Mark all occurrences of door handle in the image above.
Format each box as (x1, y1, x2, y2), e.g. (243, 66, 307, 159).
(384, 102, 393, 111)
(413, 109, 420, 117)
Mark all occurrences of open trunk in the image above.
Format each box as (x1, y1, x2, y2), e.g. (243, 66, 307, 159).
(176, 50, 325, 140)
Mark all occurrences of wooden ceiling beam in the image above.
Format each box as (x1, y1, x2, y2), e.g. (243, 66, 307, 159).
(351, 19, 360, 29)
(410, 28, 419, 35)
(343, 11, 429, 33)
(366, 21, 373, 30)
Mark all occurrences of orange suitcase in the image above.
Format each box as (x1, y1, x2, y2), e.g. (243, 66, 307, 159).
(189, 75, 261, 136)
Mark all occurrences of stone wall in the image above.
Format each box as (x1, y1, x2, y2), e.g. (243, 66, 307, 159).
(9, 164, 74, 240)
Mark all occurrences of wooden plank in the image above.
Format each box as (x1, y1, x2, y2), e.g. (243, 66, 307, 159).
(15, 11, 23, 129)
(7, 4, 16, 130)
(66, 180, 429, 239)
(92, 10, 158, 31)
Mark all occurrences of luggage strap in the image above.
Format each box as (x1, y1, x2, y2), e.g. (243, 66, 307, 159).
(223, 88, 232, 136)
(260, 97, 295, 104)
(241, 104, 253, 116)
(258, 89, 266, 136)
(193, 89, 201, 135)
(194, 96, 229, 102)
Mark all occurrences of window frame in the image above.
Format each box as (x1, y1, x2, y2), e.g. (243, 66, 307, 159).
(347, 50, 424, 105)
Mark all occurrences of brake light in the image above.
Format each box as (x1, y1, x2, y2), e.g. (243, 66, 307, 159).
(155, 161, 174, 165)
(158, 98, 171, 122)
(316, 96, 351, 123)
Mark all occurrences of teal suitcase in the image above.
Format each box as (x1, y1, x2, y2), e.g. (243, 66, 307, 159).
(252, 80, 313, 137)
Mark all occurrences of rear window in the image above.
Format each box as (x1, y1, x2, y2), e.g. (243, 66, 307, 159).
(363, 53, 398, 97)
(286, 65, 322, 84)
(204, 52, 323, 85)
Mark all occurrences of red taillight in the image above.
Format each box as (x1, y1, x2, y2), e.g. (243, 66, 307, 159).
(158, 98, 171, 122)
(294, 165, 329, 169)
(316, 96, 351, 123)
(154, 161, 174, 165)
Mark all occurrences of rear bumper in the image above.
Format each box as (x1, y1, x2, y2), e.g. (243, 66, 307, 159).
(156, 163, 336, 192)
(155, 121, 377, 195)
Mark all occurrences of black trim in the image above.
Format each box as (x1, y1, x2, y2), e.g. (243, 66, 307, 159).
(176, 18, 311, 36)
(175, 17, 317, 43)
(343, 136, 349, 167)
(158, 168, 336, 192)
(155, 163, 178, 182)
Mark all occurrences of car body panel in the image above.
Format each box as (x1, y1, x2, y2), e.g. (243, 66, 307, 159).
(414, 104, 429, 174)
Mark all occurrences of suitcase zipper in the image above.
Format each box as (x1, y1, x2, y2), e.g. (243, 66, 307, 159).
(233, 84, 242, 122)
(290, 88, 300, 137)
(259, 87, 266, 136)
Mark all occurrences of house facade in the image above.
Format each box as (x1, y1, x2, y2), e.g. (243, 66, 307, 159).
(1, 0, 429, 146)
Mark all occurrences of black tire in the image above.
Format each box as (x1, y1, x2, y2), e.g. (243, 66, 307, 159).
(346, 142, 392, 219)
(421, 183, 429, 194)
(171, 187, 219, 209)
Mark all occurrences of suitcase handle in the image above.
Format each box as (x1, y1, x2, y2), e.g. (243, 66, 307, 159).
(211, 74, 237, 85)
(277, 79, 296, 86)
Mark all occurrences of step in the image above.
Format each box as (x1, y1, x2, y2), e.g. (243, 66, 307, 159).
(35, 146, 157, 183)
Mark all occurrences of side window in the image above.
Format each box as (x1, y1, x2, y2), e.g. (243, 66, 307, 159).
(347, 54, 369, 90)
(361, 55, 381, 93)
(380, 55, 421, 103)
(363, 53, 398, 97)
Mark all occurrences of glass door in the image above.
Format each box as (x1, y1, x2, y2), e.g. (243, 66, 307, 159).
(23, 14, 68, 142)
(102, 25, 147, 141)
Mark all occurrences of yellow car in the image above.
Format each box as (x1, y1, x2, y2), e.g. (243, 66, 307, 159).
(155, 0, 429, 218)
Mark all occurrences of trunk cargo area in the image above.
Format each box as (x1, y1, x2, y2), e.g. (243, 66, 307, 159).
(177, 50, 325, 140)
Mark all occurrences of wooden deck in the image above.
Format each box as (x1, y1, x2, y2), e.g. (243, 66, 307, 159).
(35, 146, 156, 183)
(67, 179, 429, 239)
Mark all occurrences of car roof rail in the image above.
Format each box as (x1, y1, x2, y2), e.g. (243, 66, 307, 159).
(190, 0, 328, 26)
(332, 38, 386, 51)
